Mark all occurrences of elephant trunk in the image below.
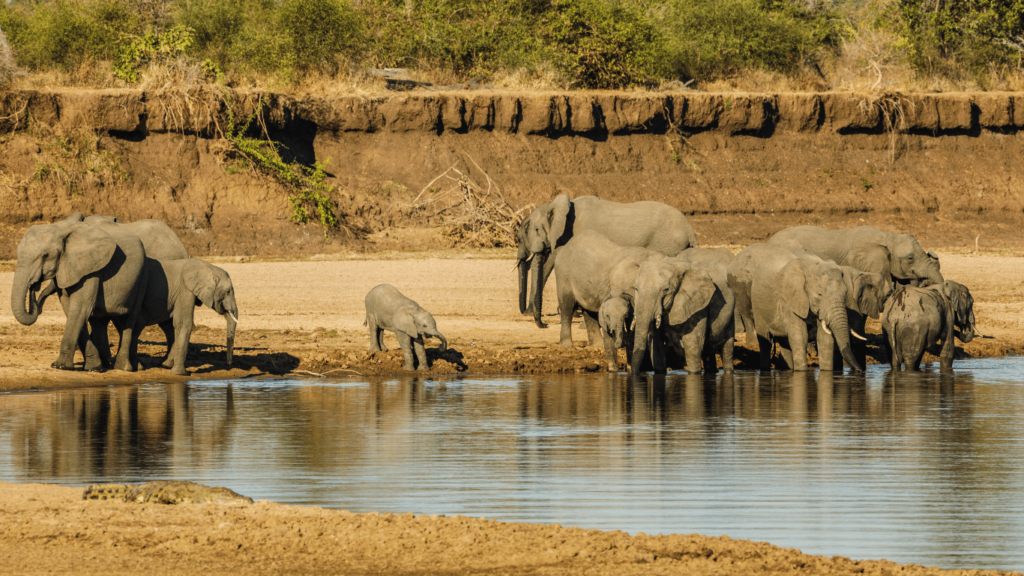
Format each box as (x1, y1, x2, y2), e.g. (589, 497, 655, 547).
(531, 253, 545, 328)
(10, 265, 42, 326)
(517, 244, 529, 314)
(826, 304, 863, 371)
(957, 309, 977, 343)
(431, 330, 448, 352)
(613, 328, 624, 350)
(225, 309, 237, 364)
(630, 299, 659, 377)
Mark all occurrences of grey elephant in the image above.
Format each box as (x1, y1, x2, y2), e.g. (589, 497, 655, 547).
(824, 267, 892, 370)
(726, 243, 774, 344)
(631, 256, 730, 375)
(37, 213, 192, 367)
(10, 213, 146, 371)
(598, 292, 634, 371)
(552, 230, 666, 371)
(767, 225, 943, 287)
(124, 258, 238, 376)
(365, 284, 448, 371)
(739, 245, 863, 371)
(670, 247, 737, 373)
(881, 281, 977, 371)
(515, 194, 698, 328)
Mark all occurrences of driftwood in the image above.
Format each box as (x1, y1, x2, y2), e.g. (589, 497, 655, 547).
(402, 154, 530, 248)
(367, 69, 494, 92)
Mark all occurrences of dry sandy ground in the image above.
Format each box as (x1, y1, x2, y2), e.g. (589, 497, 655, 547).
(1, 250, 1023, 575)
(1, 249, 1021, 390)
(0, 481, 1017, 576)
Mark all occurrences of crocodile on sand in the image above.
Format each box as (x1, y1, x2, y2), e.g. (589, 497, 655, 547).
(83, 481, 253, 505)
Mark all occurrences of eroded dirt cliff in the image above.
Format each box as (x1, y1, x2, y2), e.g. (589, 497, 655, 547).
(0, 88, 1021, 258)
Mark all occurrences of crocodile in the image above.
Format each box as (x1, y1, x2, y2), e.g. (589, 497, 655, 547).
(83, 481, 253, 505)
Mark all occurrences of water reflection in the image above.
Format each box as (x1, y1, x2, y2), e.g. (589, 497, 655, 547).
(1, 361, 1023, 570)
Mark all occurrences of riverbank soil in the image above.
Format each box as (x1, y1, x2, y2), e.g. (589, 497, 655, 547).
(0, 481, 1016, 576)
(1, 250, 1020, 391)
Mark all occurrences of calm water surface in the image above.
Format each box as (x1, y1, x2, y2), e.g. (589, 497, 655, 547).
(2, 359, 1024, 571)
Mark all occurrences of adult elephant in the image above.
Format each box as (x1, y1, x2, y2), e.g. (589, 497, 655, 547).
(631, 259, 717, 377)
(10, 214, 146, 371)
(552, 230, 666, 371)
(37, 213, 191, 367)
(767, 225, 943, 287)
(747, 245, 863, 372)
(827, 266, 891, 370)
(670, 247, 737, 373)
(516, 194, 698, 328)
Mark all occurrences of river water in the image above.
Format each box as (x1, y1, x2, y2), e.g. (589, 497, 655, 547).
(2, 359, 1023, 571)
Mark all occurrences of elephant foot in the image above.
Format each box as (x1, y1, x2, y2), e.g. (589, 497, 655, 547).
(403, 363, 415, 371)
(171, 367, 188, 376)
(84, 362, 106, 373)
(559, 339, 575, 348)
(51, 360, 78, 371)
(161, 358, 174, 369)
(417, 365, 429, 372)
(113, 360, 137, 372)
(606, 362, 619, 372)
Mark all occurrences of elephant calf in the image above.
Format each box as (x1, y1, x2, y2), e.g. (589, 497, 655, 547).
(365, 284, 447, 371)
(881, 281, 977, 371)
(125, 258, 238, 376)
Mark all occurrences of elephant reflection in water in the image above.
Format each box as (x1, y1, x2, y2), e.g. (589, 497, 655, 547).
(5, 384, 237, 479)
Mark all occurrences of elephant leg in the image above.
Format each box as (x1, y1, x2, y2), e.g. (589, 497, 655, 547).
(681, 332, 703, 374)
(778, 344, 795, 370)
(756, 333, 773, 371)
(397, 332, 416, 371)
(160, 320, 176, 369)
(786, 322, 810, 371)
(90, 317, 113, 369)
(79, 323, 104, 373)
(651, 333, 667, 374)
(53, 281, 99, 370)
(721, 336, 735, 373)
(167, 310, 194, 376)
(583, 311, 602, 347)
(112, 321, 138, 372)
(817, 321, 836, 371)
(413, 336, 429, 371)
(557, 287, 576, 348)
(367, 318, 386, 352)
(601, 331, 619, 372)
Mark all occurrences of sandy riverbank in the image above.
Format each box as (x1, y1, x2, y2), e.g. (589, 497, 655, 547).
(2, 249, 1022, 392)
(0, 481, 1016, 576)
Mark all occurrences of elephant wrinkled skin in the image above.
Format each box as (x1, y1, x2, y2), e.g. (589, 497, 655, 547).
(734, 244, 863, 372)
(552, 230, 666, 372)
(516, 194, 698, 328)
(127, 258, 239, 376)
(881, 281, 978, 371)
(767, 225, 943, 287)
(10, 214, 146, 371)
(670, 247, 737, 373)
(365, 284, 447, 371)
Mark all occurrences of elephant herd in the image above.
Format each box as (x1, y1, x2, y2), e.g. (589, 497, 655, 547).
(11, 212, 237, 375)
(515, 195, 979, 376)
(10, 198, 979, 377)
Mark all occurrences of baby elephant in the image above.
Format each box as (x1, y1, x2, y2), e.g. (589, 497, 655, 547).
(365, 284, 447, 371)
(881, 281, 977, 371)
(127, 258, 238, 375)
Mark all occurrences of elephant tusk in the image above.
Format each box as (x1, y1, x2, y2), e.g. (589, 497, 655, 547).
(820, 321, 832, 336)
(227, 311, 239, 326)
(630, 317, 636, 331)
(851, 329, 867, 341)
(510, 261, 520, 273)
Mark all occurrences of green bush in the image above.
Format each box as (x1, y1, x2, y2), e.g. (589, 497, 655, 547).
(0, 0, 139, 70)
(658, 0, 841, 80)
(885, 0, 1024, 73)
(279, 0, 363, 69)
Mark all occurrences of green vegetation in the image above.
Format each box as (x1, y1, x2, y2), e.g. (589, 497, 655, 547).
(0, 0, 1021, 90)
(222, 92, 339, 236)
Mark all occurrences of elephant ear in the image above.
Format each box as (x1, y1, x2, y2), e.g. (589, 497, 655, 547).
(779, 263, 810, 319)
(856, 276, 884, 319)
(941, 282, 966, 324)
(848, 242, 891, 277)
(667, 268, 715, 326)
(394, 307, 419, 337)
(65, 212, 85, 223)
(56, 224, 116, 289)
(183, 260, 219, 309)
(547, 194, 571, 247)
